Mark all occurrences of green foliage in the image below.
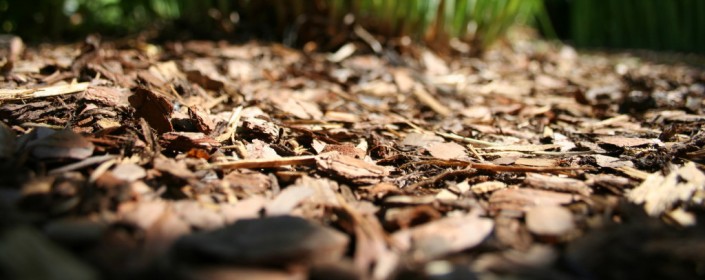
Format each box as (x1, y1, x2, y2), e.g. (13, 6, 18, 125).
(571, 0, 705, 53)
(1, 0, 544, 49)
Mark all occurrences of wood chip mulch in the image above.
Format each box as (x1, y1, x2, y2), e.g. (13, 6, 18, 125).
(1, 35, 705, 280)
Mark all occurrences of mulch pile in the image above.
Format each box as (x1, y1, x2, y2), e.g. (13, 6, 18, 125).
(1, 34, 705, 279)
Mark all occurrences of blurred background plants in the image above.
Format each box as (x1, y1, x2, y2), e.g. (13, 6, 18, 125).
(1, 0, 703, 54)
(0, 0, 546, 50)
(569, 0, 705, 53)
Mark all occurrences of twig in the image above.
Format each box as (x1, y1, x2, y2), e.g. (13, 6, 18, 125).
(215, 106, 243, 143)
(206, 155, 317, 169)
(435, 131, 498, 147)
(0, 82, 90, 101)
(412, 84, 451, 117)
(48, 154, 117, 175)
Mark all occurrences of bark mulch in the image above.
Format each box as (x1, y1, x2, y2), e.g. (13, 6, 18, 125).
(1, 34, 705, 279)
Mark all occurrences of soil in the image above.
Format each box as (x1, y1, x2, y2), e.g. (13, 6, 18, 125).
(1, 34, 705, 280)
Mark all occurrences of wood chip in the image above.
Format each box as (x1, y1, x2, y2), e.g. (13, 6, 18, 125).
(489, 188, 577, 213)
(524, 173, 593, 196)
(315, 152, 388, 185)
(401, 132, 444, 147)
(597, 136, 660, 147)
(392, 213, 493, 262)
(525, 205, 575, 236)
(212, 155, 317, 169)
(160, 132, 220, 152)
(0, 82, 90, 100)
(470, 181, 507, 195)
(514, 158, 558, 167)
(128, 87, 174, 133)
(627, 162, 705, 216)
(80, 86, 131, 108)
(427, 142, 467, 159)
(482, 144, 559, 152)
(412, 84, 452, 117)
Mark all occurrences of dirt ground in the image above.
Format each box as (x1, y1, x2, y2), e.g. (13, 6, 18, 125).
(1, 34, 705, 280)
